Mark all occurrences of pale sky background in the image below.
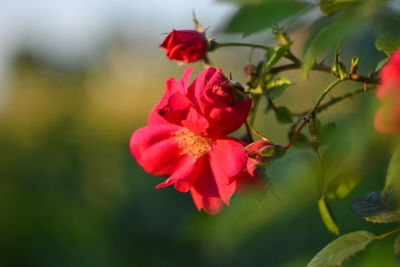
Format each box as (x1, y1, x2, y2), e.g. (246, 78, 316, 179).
(0, 0, 238, 107)
(0, 0, 237, 65)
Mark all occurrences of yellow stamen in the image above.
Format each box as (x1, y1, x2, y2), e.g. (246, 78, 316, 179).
(174, 128, 211, 158)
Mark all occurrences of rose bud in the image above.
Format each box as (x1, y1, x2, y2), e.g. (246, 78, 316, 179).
(160, 30, 207, 63)
(246, 139, 273, 165)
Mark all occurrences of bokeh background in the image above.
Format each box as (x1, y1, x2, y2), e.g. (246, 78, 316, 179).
(0, 0, 398, 266)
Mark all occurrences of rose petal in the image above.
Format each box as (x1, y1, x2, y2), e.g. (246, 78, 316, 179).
(181, 67, 193, 90)
(374, 105, 400, 135)
(148, 75, 188, 125)
(187, 67, 218, 110)
(181, 107, 211, 136)
(190, 157, 224, 215)
(130, 123, 186, 176)
(209, 137, 248, 205)
(208, 98, 252, 134)
(155, 156, 198, 192)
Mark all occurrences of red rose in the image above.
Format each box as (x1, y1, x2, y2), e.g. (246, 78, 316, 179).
(374, 49, 400, 135)
(130, 67, 262, 215)
(160, 30, 207, 63)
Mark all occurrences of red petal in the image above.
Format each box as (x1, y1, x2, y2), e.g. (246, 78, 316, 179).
(181, 67, 193, 91)
(209, 137, 247, 204)
(155, 156, 198, 192)
(208, 98, 252, 134)
(181, 107, 210, 136)
(190, 157, 224, 215)
(130, 124, 186, 176)
(374, 106, 400, 135)
(148, 76, 187, 125)
(187, 67, 218, 110)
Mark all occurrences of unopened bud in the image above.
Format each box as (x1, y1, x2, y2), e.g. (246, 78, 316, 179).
(244, 63, 257, 76)
(245, 140, 285, 165)
(350, 56, 360, 74)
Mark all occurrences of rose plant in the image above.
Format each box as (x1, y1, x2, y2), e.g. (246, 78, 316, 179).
(130, 1, 400, 266)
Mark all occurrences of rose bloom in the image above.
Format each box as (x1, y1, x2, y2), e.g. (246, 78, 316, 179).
(375, 49, 400, 135)
(130, 67, 262, 214)
(160, 30, 207, 63)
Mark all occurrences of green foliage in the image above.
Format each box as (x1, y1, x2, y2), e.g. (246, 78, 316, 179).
(307, 231, 377, 267)
(382, 145, 400, 199)
(320, 0, 360, 16)
(375, 57, 389, 73)
(302, 15, 361, 73)
(351, 191, 400, 223)
(308, 116, 321, 141)
(266, 76, 293, 99)
(224, 0, 307, 36)
(275, 106, 293, 124)
(264, 44, 292, 71)
(395, 234, 400, 259)
(325, 172, 364, 200)
(375, 34, 400, 56)
(303, 0, 382, 73)
(318, 197, 340, 235)
(287, 131, 310, 148)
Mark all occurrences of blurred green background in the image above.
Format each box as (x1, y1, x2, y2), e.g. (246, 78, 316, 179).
(0, 1, 399, 266)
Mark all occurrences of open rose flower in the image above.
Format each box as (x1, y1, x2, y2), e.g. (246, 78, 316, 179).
(374, 49, 400, 135)
(130, 67, 261, 214)
(160, 30, 207, 63)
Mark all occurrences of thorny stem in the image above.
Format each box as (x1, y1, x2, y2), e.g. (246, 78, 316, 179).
(286, 79, 342, 150)
(215, 42, 379, 85)
(270, 63, 379, 85)
(215, 42, 270, 50)
(292, 85, 376, 127)
(285, 118, 309, 150)
(307, 79, 343, 118)
(245, 120, 254, 143)
(249, 95, 261, 126)
(214, 42, 300, 64)
(216, 42, 379, 148)
(314, 85, 375, 114)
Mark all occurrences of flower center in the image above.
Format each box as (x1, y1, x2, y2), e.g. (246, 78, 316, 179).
(174, 128, 211, 158)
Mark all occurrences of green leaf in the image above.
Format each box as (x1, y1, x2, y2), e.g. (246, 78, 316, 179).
(376, 34, 400, 56)
(395, 234, 400, 259)
(351, 190, 400, 223)
(302, 15, 361, 73)
(224, 0, 307, 36)
(303, 1, 379, 73)
(318, 197, 340, 235)
(266, 76, 293, 99)
(274, 106, 293, 124)
(264, 44, 292, 71)
(287, 131, 310, 149)
(375, 57, 389, 73)
(382, 145, 400, 199)
(308, 116, 321, 140)
(321, 137, 352, 170)
(320, 122, 336, 146)
(325, 172, 364, 200)
(320, 0, 359, 16)
(307, 230, 376, 267)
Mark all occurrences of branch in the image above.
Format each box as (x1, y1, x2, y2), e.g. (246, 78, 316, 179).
(213, 42, 299, 64)
(286, 79, 343, 150)
(294, 85, 376, 118)
(270, 63, 379, 85)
